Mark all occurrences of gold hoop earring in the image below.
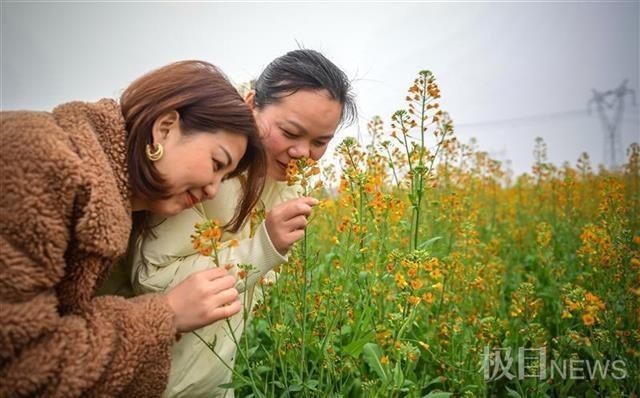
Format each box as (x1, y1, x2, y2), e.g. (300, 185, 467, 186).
(146, 143, 164, 161)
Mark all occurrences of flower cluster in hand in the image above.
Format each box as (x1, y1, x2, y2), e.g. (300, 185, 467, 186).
(286, 157, 321, 189)
(192, 220, 256, 288)
(191, 220, 222, 258)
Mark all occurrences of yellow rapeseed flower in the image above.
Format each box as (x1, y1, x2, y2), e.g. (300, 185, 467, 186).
(395, 272, 408, 289)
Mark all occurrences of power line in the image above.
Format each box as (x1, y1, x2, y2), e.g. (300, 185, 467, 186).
(455, 109, 594, 129)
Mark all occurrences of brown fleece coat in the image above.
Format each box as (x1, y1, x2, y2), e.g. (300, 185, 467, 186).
(0, 99, 176, 397)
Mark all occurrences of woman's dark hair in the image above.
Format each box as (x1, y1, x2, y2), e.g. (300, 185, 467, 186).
(121, 60, 266, 232)
(253, 49, 357, 128)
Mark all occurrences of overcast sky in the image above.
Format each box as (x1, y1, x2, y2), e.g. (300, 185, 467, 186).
(2, 1, 638, 176)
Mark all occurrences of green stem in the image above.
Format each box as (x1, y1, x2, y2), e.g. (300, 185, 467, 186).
(192, 330, 254, 387)
(383, 145, 402, 189)
(300, 184, 310, 396)
(225, 318, 264, 397)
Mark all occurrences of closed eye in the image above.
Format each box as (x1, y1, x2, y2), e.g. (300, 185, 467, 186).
(282, 128, 298, 139)
(213, 159, 224, 171)
(313, 140, 329, 147)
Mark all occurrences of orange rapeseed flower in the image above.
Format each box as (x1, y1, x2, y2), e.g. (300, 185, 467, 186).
(582, 313, 596, 326)
(191, 220, 222, 260)
(286, 157, 321, 189)
(423, 292, 435, 304)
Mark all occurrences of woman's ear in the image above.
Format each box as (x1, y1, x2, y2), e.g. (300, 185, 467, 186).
(151, 111, 180, 144)
(244, 90, 256, 110)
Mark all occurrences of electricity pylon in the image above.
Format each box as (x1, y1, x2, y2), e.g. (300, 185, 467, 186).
(588, 80, 636, 169)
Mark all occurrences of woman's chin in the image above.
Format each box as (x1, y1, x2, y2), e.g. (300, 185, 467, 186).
(149, 199, 186, 216)
(162, 208, 184, 217)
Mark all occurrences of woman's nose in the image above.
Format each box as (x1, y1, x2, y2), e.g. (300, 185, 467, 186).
(288, 142, 310, 159)
(203, 181, 219, 200)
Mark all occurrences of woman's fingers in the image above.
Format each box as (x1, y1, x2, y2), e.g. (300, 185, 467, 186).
(166, 268, 240, 332)
(285, 215, 308, 231)
(211, 286, 239, 306)
(200, 266, 229, 281)
(209, 274, 237, 294)
(208, 298, 242, 322)
(287, 229, 305, 243)
(277, 197, 318, 221)
(265, 197, 318, 255)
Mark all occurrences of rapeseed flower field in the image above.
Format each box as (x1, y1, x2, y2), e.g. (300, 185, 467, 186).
(203, 70, 639, 397)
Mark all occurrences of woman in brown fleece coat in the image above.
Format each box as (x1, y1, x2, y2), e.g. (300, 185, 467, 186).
(0, 60, 266, 397)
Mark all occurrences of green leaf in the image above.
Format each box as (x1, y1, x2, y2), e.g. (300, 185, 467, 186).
(343, 331, 374, 357)
(403, 379, 415, 388)
(247, 345, 258, 357)
(340, 324, 352, 336)
(586, 391, 597, 398)
(505, 386, 522, 398)
(422, 376, 442, 388)
(418, 236, 443, 249)
(392, 362, 404, 387)
(362, 343, 389, 383)
(422, 392, 452, 398)
(304, 379, 319, 391)
(559, 379, 575, 396)
(287, 384, 303, 392)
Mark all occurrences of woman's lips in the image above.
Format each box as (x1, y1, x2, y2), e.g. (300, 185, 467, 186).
(277, 160, 288, 170)
(185, 191, 199, 207)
